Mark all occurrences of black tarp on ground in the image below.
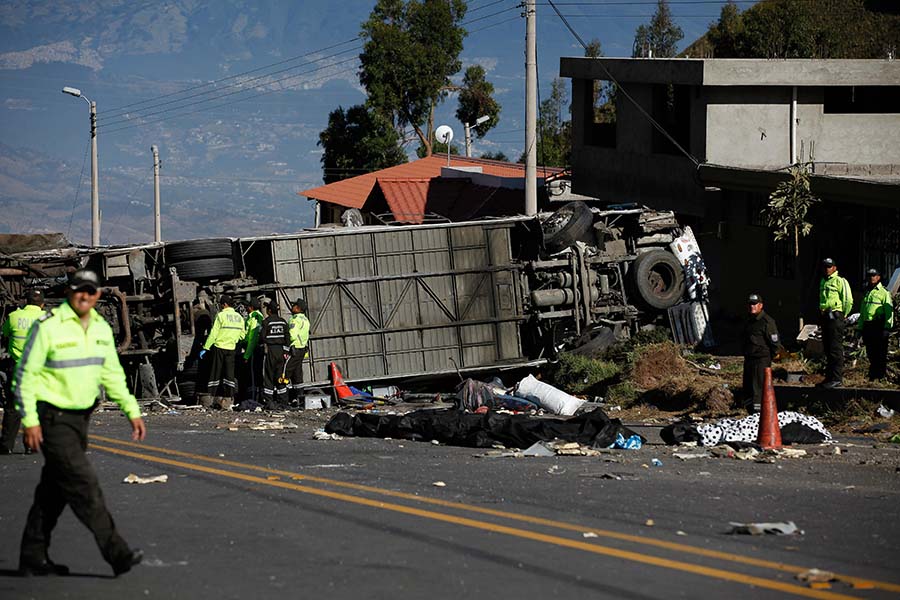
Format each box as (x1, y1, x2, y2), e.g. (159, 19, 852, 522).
(324, 407, 644, 449)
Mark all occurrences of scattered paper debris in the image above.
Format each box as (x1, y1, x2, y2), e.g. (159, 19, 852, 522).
(876, 404, 895, 418)
(673, 451, 711, 461)
(644, 519, 655, 527)
(776, 448, 807, 458)
(547, 465, 566, 475)
(651, 458, 663, 467)
(676, 530, 687, 536)
(582, 532, 598, 538)
(432, 481, 446, 487)
(523, 442, 556, 457)
(580, 472, 638, 481)
(728, 521, 802, 536)
(431, 439, 440, 445)
(734, 448, 760, 461)
(832, 446, 842, 455)
(796, 569, 835, 583)
(313, 430, 342, 440)
(123, 473, 168, 485)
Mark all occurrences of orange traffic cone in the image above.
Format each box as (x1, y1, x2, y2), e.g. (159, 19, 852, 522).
(329, 362, 353, 399)
(757, 367, 782, 450)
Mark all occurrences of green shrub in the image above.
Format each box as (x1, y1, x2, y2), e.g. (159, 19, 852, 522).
(549, 352, 621, 395)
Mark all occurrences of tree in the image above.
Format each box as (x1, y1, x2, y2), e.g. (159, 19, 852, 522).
(632, 0, 683, 58)
(455, 65, 500, 138)
(764, 164, 820, 259)
(318, 105, 407, 184)
(416, 140, 460, 158)
(585, 37, 616, 124)
(519, 78, 571, 168)
(706, 1, 745, 57)
(360, 0, 467, 157)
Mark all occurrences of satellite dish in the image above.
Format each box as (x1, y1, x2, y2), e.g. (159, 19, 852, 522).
(435, 125, 454, 144)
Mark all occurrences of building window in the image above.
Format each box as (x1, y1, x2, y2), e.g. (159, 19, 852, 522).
(584, 79, 616, 148)
(747, 193, 769, 227)
(767, 237, 795, 280)
(651, 84, 691, 156)
(824, 86, 900, 114)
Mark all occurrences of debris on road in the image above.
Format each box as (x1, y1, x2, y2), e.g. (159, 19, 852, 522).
(651, 458, 663, 467)
(876, 404, 895, 419)
(515, 374, 585, 416)
(644, 519, 655, 527)
(582, 532, 599, 538)
(662, 412, 831, 447)
(728, 521, 802, 535)
(432, 481, 446, 487)
(522, 441, 556, 457)
(673, 451, 711, 460)
(313, 430, 342, 440)
(609, 433, 643, 450)
(547, 465, 566, 475)
(217, 418, 299, 431)
(123, 473, 168, 484)
(796, 569, 836, 584)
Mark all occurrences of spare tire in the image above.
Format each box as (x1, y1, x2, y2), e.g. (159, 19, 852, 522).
(631, 249, 685, 310)
(173, 258, 235, 281)
(542, 202, 595, 253)
(166, 238, 233, 262)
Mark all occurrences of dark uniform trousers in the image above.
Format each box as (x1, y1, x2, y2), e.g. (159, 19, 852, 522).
(1, 358, 22, 452)
(285, 348, 306, 401)
(742, 357, 770, 409)
(861, 322, 888, 380)
(262, 345, 289, 406)
(822, 311, 845, 383)
(20, 402, 131, 567)
(207, 346, 237, 399)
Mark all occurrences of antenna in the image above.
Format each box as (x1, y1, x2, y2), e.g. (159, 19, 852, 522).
(435, 125, 454, 167)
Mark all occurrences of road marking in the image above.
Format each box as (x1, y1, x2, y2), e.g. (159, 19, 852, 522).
(92, 441, 865, 599)
(91, 434, 897, 594)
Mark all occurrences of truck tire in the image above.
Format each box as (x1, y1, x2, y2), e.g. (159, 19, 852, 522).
(166, 238, 233, 263)
(542, 202, 595, 253)
(172, 258, 235, 281)
(631, 249, 685, 310)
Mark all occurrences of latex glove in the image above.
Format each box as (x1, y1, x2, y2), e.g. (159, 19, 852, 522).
(199, 349, 207, 359)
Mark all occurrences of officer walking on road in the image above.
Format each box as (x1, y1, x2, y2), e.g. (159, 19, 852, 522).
(857, 268, 894, 380)
(15, 270, 144, 577)
(199, 294, 246, 411)
(260, 302, 290, 409)
(741, 293, 781, 413)
(818, 258, 853, 389)
(286, 298, 310, 405)
(1, 289, 46, 454)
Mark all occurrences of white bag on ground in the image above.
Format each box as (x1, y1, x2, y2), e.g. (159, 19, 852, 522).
(515, 375, 585, 416)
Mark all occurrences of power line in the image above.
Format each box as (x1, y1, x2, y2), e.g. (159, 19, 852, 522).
(545, 0, 700, 166)
(66, 139, 91, 240)
(99, 48, 361, 128)
(102, 64, 360, 135)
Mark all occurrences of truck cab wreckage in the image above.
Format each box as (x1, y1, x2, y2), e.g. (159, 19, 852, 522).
(0, 202, 710, 404)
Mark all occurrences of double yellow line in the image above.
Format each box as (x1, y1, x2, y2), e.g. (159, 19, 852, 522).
(91, 435, 897, 598)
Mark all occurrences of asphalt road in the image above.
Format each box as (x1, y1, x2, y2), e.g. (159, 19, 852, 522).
(1, 408, 898, 600)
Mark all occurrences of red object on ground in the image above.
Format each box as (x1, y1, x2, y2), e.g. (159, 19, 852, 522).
(757, 367, 783, 449)
(330, 362, 353, 399)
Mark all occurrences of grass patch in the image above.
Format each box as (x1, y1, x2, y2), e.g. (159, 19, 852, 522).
(547, 352, 621, 396)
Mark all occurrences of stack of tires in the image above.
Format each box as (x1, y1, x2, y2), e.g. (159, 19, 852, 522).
(165, 238, 235, 281)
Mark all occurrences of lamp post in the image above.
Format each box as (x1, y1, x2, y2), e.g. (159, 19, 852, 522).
(463, 115, 490, 158)
(62, 86, 100, 246)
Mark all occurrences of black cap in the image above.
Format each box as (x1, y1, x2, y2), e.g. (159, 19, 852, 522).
(866, 267, 880, 277)
(292, 297, 307, 312)
(25, 289, 44, 304)
(219, 293, 233, 306)
(69, 269, 101, 292)
(748, 293, 762, 304)
(822, 258, 834, 268)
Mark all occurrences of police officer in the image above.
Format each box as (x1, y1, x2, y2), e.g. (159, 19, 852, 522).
(260, 302, 290, 409)
(241, 297, 265, 404)
(818, 258, 853, 389)
(1, 289, 46, 454)
(286, 298, 310, 405)
(857, 268, 894, 380)
(741, 293, 780, 413)
(15, 270, 144, 576)
(199, 294, 246, 411)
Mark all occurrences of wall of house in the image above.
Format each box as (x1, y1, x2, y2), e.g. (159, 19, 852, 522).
(704, 86, 792, 169)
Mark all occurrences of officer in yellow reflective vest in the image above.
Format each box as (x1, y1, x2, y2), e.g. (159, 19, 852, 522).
(286, 298, 310, 405)
(199, 293, 246, 411)
(15, 270, 144, 576)
(857, 268, 894, 380)
(1, 289, 46, 454)
(241, 297, 265, 405)
(818, 258, 853, 389)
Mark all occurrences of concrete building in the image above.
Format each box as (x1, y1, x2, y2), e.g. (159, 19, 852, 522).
(560, 57, 900, 339)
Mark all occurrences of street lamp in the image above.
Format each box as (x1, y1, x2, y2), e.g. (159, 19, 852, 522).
(464, 115, 490, 158)
(62, 86, 100, 246)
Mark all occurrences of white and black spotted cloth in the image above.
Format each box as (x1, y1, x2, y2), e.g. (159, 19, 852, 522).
(696, 411, 831, 447)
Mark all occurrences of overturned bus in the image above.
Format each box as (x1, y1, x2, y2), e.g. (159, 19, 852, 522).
(0, 203, 710, 403)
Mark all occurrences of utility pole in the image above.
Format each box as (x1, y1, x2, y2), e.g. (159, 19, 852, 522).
(89, 101, 100, 246)
(151, 145, 161, 243)
(464, 123, 472, 158)
(524, 0, 537, 216)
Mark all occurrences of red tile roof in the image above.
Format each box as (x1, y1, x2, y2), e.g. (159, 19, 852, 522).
(299, 155, 564, 208)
